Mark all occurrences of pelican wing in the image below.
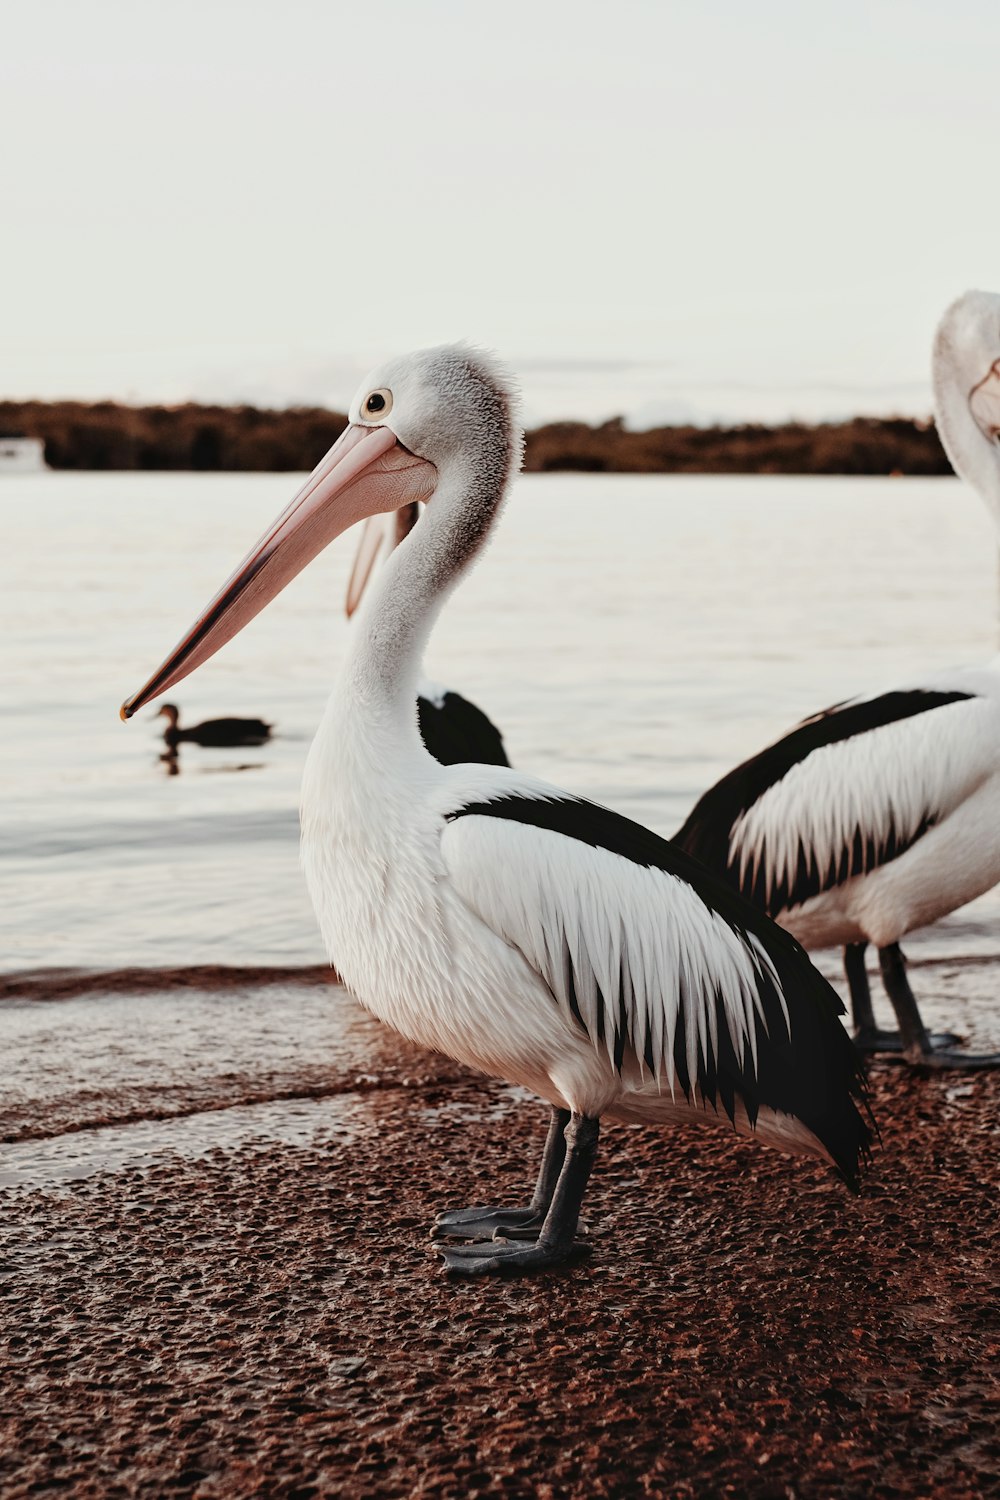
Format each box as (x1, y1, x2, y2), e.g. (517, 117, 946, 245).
(418, 690, 509, 768)
(441, 791, 871, 1186)
(675, 688, 989, 915)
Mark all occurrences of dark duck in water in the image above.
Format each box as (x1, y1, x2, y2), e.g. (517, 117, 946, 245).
(157, 703, 272, 748)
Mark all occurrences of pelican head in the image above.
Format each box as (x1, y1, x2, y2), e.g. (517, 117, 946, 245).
(120, 344, 519, 719)
(932, 290, 1000, 525)
(934, 290, 1000, 442)
(352, 344, 519, 472)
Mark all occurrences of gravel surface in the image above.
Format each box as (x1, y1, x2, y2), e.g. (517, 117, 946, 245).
(1, 975, 998, 1498)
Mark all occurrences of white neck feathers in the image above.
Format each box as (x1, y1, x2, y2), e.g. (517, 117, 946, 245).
(339, 440, 516, 735)
(933, 340, 1000, 536)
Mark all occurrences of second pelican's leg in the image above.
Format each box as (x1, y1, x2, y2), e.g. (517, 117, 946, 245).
(879, 943, 999, 1069)
(433, 1105, 571, 1242)
(846, 942, 887, 1050)
(854, 940, 959, 1052)
(435, 1114, 599, 1275)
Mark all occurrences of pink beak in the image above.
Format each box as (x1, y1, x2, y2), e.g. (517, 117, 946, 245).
(344, 502, 420, 619)
(120, 425, 436, 719)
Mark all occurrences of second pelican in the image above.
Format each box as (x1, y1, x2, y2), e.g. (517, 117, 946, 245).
(676, 292, 1000, 1071)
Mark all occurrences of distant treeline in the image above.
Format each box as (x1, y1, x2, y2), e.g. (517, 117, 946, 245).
(0, 400, 952, 476)
(0, 401, 346, 473)
(527, 415, 950, 475)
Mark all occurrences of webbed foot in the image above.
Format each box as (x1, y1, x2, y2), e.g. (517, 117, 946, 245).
(902, 1046, 1000, 1071)
(433, 1205, 545, 1242)
(433, 1235, 591, 1276)
(855, 1026, 961, 1054)
(434, 1111, 600, 1275)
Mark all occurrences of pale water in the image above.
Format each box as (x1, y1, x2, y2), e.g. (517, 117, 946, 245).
(5, 471, 1000, 980)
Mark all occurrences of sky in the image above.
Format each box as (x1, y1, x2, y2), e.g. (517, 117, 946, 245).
(3, 0, 999, 427)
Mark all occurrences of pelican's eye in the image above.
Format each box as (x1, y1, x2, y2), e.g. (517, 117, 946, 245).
(363, 389, 392, 419)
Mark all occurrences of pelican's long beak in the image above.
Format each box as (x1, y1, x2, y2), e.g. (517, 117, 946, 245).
(344, 503, 420, 619)
(971, 362, 1000, 439)
(120, 426, 436, 719)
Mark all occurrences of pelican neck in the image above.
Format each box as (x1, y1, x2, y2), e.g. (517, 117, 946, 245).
(338, 450, 512, 728)
(933, 354, 1000, 536)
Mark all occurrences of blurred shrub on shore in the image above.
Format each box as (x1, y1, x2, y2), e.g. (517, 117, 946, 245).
(0, 402, 347, 472)
(526, 415, 949, 475)
(0, 401, 951, 476)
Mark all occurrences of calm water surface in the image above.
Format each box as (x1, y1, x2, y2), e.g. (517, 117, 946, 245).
(5, 471, 1000, 976)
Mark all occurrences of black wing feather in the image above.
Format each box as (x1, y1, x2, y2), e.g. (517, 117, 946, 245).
(447, 793, 874, 1190)
(418, 692, 509, 768)
(675, 690, 974, 913)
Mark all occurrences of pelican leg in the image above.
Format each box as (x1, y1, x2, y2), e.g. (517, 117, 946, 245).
(434, 1114, 599, 1275)
(433, 1105, 570, 1242)
(846, 942, 886, 1049)
(878, 942, 1000, 1069)
(847, 942, 958, 1052)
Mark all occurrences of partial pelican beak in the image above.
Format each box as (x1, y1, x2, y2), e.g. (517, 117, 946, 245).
(970, 361, 1000, 440)
(120, 426, 436, 719)
(344, 502, 420, 619)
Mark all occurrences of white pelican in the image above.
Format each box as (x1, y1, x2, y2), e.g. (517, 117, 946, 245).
(676, 290, 1000, 1072)
(122, 345, 872, 1274)
(345, 503, 509, 768)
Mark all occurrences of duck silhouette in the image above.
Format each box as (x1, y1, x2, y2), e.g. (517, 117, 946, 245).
(157, 703, 272, 749)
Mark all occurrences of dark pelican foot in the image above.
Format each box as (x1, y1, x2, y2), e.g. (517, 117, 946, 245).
(432, 1104, 570, 1243)
(434, 1203, 589, 1242)
(436, 1237, 592, 1275)
(434, 1112, 599, 1277)
(846, 945, 960, 1055)
(876, 943, 1000, 1070)
(854, 1026, 962, 1054)
(434, 1205, 545, 1242)
(902, 1046, 1000, 1071)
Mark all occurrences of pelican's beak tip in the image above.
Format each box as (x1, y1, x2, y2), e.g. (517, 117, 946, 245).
(120, 700, 134, 722)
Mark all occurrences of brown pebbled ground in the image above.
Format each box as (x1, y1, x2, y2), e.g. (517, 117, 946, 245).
(1, 1061, 998, 1499)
